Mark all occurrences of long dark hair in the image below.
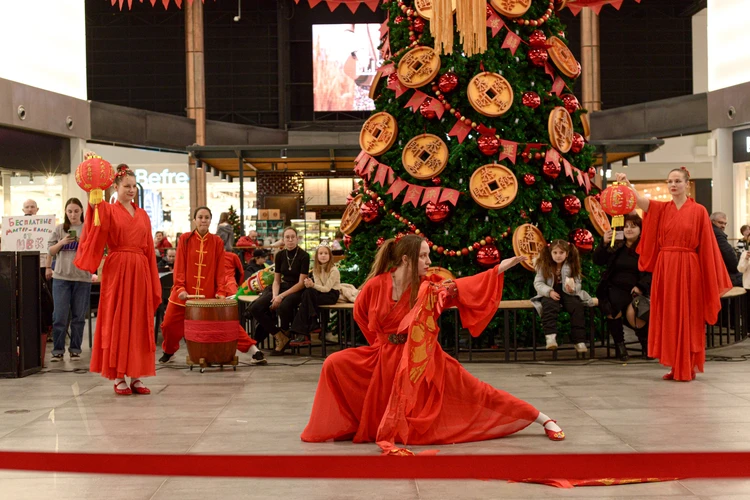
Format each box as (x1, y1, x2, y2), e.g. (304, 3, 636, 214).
(536, 239, 581, 280)
(618, 213, 643, 254)
(364, 234, 424, 307)
(62, 198, 84, 232)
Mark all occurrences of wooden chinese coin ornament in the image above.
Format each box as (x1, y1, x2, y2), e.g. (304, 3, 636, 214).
(402, 134, 449, 180)
(584, 195, 611, 236)
(368, 70, 382, 101)
(548, 106, 574, 153)
(580, 112, 591, 140)
(414, 0, 456, 20)
(469, 163, 518, 209)
(340, 194, 364, 235)
(426, 266, 456, 282)
(513, 224, 547, 271)
(359, 112, 398, 157)
(546, 36, 580, 78)
(489, 0, 531, 18)
(397, 46, 441, 89)
(467, 72, 514, 117)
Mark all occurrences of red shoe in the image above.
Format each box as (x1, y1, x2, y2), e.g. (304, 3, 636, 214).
(130, 380, 151, 395)
(662, 369, 675, 380)
(542, 419, 565, 441)
(114, 381, 132, 396)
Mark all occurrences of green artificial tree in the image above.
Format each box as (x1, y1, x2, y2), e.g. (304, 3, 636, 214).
(340, 0, 603, 347)
(227, 205, 242, 244)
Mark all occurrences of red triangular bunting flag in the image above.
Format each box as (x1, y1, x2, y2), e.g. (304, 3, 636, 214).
(584, 173, 591, 193)
(439, 188, 460, 206)
(545, 148, 561, 166)
(498, 140, 518, 164)
(486, 10, 505, 37)
(344, 1, 359, 13)
(544, 61, 556, 80)
(386, 74, 409, 98)
(611, 0, 624, 9)
(403, 184, 424, 207)
(404, 90, 428, 112)
(374, 163, 390, 186)
(326, 1, 341, 11)
(377, 63, 396, 76)
(448, 120, 471, 143)
(387, 178, 408, 199)
(551, 76, 565, 96)
(421, 187, 441, 206)
(576, 169, 584, 186)
(567, 4, 582, 15)
(562, 158, 573, 178)
(307, 0, 324, 7)
(427, 98, 445, 119)
(364, 0, 380, 11)
(387, 166, 394, 184)
(591, 4, 603, 14)
(380, 18, 390, 39)
(501, 31, 521, 55)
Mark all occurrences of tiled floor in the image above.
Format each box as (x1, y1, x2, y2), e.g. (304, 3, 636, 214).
(2, 339, 750, 499)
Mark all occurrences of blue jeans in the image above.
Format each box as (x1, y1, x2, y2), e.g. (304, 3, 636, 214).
(52, 279, 91, 355)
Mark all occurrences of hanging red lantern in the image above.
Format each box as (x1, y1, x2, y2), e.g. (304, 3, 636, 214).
(420, 97, 437, 120)
(570, 228, 594, 253)
(478, 135, 500, 156)
(542, 161, 561, 180)
(562, 194, 582, 215)
(438, 72, 459, 93)
(412, 17, 425, 33)
(425, 201, 451, 223)
(343, 234, 352, 249)
(540, 200, 553, 213)
(571, 132, 585, 153)
(359, 200, 380, 223)
(523, 173, 536, 186)
(476, 243, 500, 268)
(600, 182, 637, 246)
(561, 94, 580, 114)
(522, 91, 541, 109)
(75, 153, 115, 226)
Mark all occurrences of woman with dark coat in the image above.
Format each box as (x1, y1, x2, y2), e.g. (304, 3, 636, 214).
(593, 213, 652, 361)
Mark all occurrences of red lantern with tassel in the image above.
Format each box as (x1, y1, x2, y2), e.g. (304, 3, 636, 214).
(75, 153, 115, 226)
(599, 182, 637, 247)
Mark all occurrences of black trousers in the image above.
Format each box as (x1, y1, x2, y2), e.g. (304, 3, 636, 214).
(249, 284, 304, 344)
(603, 286, 648, 344)
(540, 286, 586, 343)
(290, 288, 340, 336)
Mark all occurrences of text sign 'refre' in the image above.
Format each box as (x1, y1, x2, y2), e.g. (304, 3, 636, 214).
(1, 215, 56, 252)
(134, 168, 189, 186)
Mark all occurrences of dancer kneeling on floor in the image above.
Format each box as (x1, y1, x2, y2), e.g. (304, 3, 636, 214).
(301, 235, 564, 451)
(247, 227, 310, 363)
(289, 244, 340, 346)
(593, 214, 651, 361)
(532, 239, 595, 352)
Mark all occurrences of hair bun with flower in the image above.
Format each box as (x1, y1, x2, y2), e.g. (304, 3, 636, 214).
(680, 166, 691, 179)
(115, 163, 130, 179)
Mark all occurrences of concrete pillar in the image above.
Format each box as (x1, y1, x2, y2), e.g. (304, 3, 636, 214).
(711, 128, 734, 231)
(580, 9, 601, 112)
(186, 0, 207, 217)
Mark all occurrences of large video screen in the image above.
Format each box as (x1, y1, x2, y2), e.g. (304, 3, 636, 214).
(312, 23, 383, 112)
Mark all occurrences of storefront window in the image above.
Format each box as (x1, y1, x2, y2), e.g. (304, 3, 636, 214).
(5, 173, 65, 221)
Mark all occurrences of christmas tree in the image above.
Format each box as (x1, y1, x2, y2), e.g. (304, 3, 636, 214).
(340, 0, 603, 346)
(227, 205, 242, 244)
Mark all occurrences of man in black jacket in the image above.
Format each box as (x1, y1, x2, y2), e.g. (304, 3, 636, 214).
(711, 212, 742, 287)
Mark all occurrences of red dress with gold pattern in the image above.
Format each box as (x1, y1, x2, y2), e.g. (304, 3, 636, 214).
(300, 268, 539, 451)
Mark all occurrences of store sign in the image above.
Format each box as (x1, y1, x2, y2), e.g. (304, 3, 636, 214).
(733, 129, 750, 163)
(134, 169, 189, 186)
(1, 215, 56, 252)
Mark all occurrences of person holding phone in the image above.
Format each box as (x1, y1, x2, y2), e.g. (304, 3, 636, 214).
(47, 198, 91, 361)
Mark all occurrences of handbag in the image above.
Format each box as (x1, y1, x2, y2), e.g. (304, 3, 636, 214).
(631, 294, 650, 320)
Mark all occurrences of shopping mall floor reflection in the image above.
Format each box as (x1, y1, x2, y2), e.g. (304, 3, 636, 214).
(3, 333, 750, 499)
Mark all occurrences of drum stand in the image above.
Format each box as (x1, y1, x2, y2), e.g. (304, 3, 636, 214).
(186, 354, 239, 373)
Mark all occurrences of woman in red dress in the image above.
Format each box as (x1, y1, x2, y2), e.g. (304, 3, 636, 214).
(74, 165, 161, 395)
(301, 235, 564, 452)
(617, 169, 731, 381)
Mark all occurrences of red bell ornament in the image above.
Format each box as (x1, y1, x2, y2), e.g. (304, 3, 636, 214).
(420, 97, 437, 120)
(425, 201, 451, 223)
(438, 72, 459, 93)
(523, 173, 536, 186)
(542, 161, 561, 180)
(75, 153, 115, 226)
(561, 94, 580, 114)
(478, 135, 500, 156)
(359, 200, 380, 223)
(571, 132, 585, 154)
(540, 200, 553, 213)
(600, 181, 637, 246)
(562, 194, 582, 216)
(570, 228, 594, 253)
(522, 91, 541, 109)
(476, 243, 500, 268)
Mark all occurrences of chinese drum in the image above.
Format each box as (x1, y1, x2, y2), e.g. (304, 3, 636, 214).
(184, 299, 239, 366)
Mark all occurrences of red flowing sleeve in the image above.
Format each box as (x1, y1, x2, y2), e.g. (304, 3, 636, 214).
(453, 266, 505, 337)
(74, 201, 112, 274)
(142, 213, 162, 313)
(353, 279, 377, 346)
(223, 252, 243, 295)
(169, 232, 190, 304)
(637, 200, 668, 273)
(696, 204, 733, 324)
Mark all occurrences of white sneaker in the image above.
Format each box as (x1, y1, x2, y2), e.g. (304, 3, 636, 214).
(575, 342, 587, 353)
(325, 332, 339, 343)
(545, 334, 558, 350)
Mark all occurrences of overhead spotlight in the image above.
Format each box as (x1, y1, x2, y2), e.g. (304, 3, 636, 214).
(220, 172, 227, 181)
(280, 148, 288, 159)
(28, 173, 34, 184)
(233, 0, 241, 21)
(46, 176, 55, 185)
(622, 158, 629, 167)
(639, 153, 646, 162)
(330, 161, 336, 173)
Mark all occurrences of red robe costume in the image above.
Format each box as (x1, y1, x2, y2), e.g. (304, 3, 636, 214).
(301, 267, 539, 451)
(74, 201, 161, 379)
(638, 198, 732, 381)
(223, 252, 256, 352)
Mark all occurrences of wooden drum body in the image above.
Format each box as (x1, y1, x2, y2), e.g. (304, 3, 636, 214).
(184, 299, 239, 371)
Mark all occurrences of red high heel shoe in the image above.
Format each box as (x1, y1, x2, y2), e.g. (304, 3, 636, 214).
(114, 381, 132, 396)
(662, 369, 675, 380)
(542, 419, 565, 441)
(130, 380, 151, 395)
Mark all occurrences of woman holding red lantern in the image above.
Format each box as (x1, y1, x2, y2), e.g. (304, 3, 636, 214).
(75, 164, 162, 395)
(616, 169, 731, 381)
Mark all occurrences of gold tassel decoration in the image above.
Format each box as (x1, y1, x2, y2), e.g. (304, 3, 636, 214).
(432, 0, 487, 57)
(431, 0, 454, 55)
(90, 188, 104, 226)
(610, 215, 624, 247)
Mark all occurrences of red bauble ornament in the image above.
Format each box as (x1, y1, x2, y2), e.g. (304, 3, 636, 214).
(376, 236, 385, 247)
(476, 243, 500, 268)
(562, 194, 582, 216)
(425, 201, 451, 223)
(461, 248, 469, 256)
(359, 200, 380, 223)
(523, 173, 536, 186)
(570, 228, 594, 253)
(587, 167, 596, 180)
(486, 3, 495, 18)
(420, 97, 437, 120)
(571, 132, 585, 154)
(473, 242, 480, 250)
(412, 17, 425, 33)
(437, 246, 445, 254)
(394, 15, 404, 24)
(522, 91, 541, 109)
(542, 161, 561, 180)
(561, 94, 580, 114)
(528, 48, 548, 67)
(528, 30, 547, 48)
(438, 72, 459, 93)
(540, 200, 553, 213)
(478, 135, 500, 156)
(432, 177, 442, 186)
(343, 234, 352, 249)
